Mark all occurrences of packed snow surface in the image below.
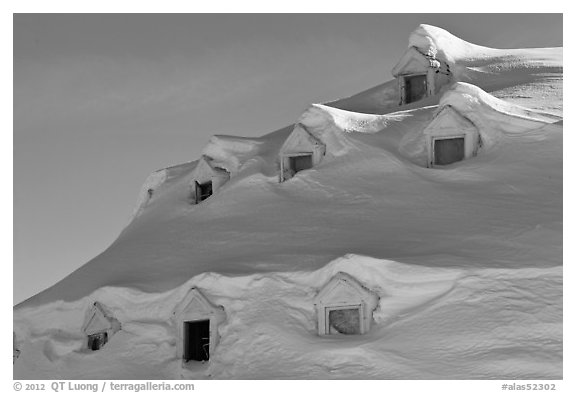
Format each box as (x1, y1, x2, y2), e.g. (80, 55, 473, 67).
(14, 255, 561, 379)
(14, 24, 562, 379)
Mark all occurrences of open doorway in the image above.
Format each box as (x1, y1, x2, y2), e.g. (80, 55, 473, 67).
(433, 137, 465, 166)
(195, 181, 213, 203)
(183, 320, 210, 362)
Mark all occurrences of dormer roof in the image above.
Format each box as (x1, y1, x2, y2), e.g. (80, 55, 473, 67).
(392, 47, 447, 77)
(82, 302, 121, 335)
(314, 272, 379, 307)
(193, 155, 229, 177)
(423, 105, 478, 135)
(173, 287, 225, 318)
(280, 125, 324, 155)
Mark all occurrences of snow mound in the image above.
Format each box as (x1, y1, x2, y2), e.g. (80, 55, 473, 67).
(200, 135, 264, 174)
(304, 104, 411, 134)
(297, 104, 412, 156)
(441, 82, 560, 142)
(13, 254, 561, 379)
(408, 24, 497, 64)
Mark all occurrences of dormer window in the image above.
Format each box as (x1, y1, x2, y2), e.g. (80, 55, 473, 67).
(288, 154, 313, 176)
(403, 74, 428, 103)
(326, 305, 362, 335)
(314, 273, 379, 336)
(87, 332, 108, 351)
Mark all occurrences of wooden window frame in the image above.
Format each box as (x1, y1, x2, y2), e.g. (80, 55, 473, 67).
(401, 73, 428, 104)
(431, 135, 466, 167)
(324, 304, 365, 335)
(280, 152, 314, 182)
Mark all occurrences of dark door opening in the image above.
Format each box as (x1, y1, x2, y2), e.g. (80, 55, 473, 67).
(434, 137, 465, 166)
(289, 154, 313, 174)
(87, 332, 108, 351)
(327, 308, 361, 335)
(195, 181, 213, 203)
(405, 74, 427, 103)
(183, 320, 210, 362)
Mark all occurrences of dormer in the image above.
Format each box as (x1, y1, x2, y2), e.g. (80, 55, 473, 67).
(392, 47, 452, 105)
(189, 156, 230, 204)
(172, 288, 226, 363)
(81, 302, 121, 351)
(278, 125, 326, 182)
(313, 272, 379, 336)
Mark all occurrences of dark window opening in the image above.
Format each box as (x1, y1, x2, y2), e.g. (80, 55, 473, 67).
(183, 320, 210, 362)
(404, 74, 427, 103)
(328, 308, 361, 335)
(195, 181, 213, 203)
(289, 154, 313, 174)
(87, 332, 108, 351)
(434, 137, 465, 166)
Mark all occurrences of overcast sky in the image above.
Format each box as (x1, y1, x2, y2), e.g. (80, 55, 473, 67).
(13, 13, 563, 304)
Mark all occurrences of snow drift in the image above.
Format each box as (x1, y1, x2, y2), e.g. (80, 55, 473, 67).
(14, 23, 562, 380)
(408, 24, 499, 65)
(13, 254, 561, 379)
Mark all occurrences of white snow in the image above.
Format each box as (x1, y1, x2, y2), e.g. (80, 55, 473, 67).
(408, 24, 499, 64)
(13, 255, 561, 379)
(200, 134, 264, 175)
(14, 24, 563, 380)
(440, 82, 560, 129)
(130, 169, 168, 220)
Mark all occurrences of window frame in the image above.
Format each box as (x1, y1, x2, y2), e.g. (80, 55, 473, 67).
(402, 73, 428, 104)
(324, 304, 365, 335)
(431, 135, 466, 167)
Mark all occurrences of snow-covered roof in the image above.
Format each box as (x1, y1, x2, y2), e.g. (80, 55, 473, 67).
(201, 135, 264, 175)
(314, 272, 379, 307)
(280, 124, 325, 154)
(439, 82, 560, 133)
(423, 105, 478, 135)
(173, 287, 225, 319)
(407, 24, 498, 64)
(14, 24, 562, 317)
(12, 21, 563, 379)
(304, 104, 409, 134)
(193, 155, 228, 176)
(82, 302, 121, 336)
(391, 47, 445, 77)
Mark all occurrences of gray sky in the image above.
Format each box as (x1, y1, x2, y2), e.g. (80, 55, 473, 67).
(13, 14, 563, 304)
